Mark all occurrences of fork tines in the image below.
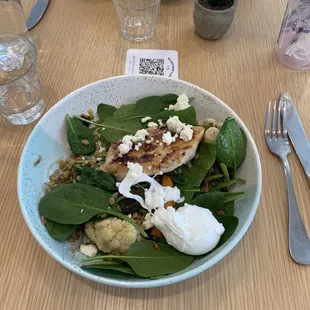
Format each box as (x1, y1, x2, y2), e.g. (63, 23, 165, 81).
(265, 100, 288, 140)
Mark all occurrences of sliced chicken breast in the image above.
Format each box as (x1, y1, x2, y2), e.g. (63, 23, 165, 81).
(100, 125, 205, 181)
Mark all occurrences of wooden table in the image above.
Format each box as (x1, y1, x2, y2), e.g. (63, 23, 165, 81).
(2, 0, 310, 309)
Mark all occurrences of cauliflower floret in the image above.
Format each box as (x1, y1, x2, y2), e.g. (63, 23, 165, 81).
(84, 217, 140, 255)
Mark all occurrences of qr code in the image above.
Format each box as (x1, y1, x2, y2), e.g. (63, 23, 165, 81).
(139, 58, 164, 75)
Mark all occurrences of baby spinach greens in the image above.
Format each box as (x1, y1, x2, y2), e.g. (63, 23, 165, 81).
(45, 219, 78, 242)
(170, 143, 216, 202)
(216, 117, 246, 173)
(216, 216, 239, 247)
(153, 106, 196, 125)
(74, 166, 117, 191)
(135, 94, 178, 115)
(113, 103, 137, 117)
(66, 115, 96, 155)
(100, 116, 143, 142)
(82, 261, 136, 275)
(190, 191, 245, 216)
(39, 183, 147, 237)
(78, 94, 196, 144)
(97, 104, 117, 122)
(82, 240, 194, 278)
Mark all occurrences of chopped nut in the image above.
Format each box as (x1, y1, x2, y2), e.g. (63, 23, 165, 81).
(109, 197, 116, 205)
(67, 236, 75, 243)
(153, 242, 161, 251)
(81, 139, 90, 145)
(33, 155, 42, 166)
(41, 215, 47, 225)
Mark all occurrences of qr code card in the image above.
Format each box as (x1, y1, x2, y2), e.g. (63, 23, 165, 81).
(125, 49, 178, 79)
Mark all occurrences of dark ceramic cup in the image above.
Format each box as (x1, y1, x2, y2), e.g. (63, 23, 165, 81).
(194, 0, 238, 40)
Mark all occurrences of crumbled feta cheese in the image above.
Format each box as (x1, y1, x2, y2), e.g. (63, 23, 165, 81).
(162, 131, 176, 145)
(166, 116, 193, 142)
(166, 116, 185, 133)
(158, 119, 164, 126)
(131, 129, 149, 143)
(148, 165, 152, 170)
(159, 142, 163, 146)
(117, 130, 149, 156)
(141, 116, 152, 123)
(134, 145, 140, 151)
(118, 136, 133, 155)
(146, 140, 152, 144)
(148, 121, 158, 128)
(168, 94, 191, 111)
(142, 213, 154, 230)
(180, 125, 193, 141)
(156, 140, 160, 144)
(80, 244, 98, 257)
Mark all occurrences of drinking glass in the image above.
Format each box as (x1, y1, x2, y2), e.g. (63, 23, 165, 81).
(0, 0, 29, 38)
(275, 0, 310, 70)
(0, 35, 45, 125)
(113, 0, 161, 42)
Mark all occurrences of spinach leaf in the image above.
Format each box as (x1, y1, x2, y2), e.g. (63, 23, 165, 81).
(97, 104, 117, 122)
(113, 103, 137, 116)
(223, 201, 235, 217)
(216, 117, 247, 171)
(39, 183, 147, 237)
(136, 95, 177, 115)
(75, 166, 117, 191)
(153, 106, 197, 125)
(100, 116, 143, 142)
(220, 163, 230, 182)
(216, 216, 239, 247)
(83, 240, 194, 278)
(45, 219, 78, 241)
(66, 115, 96, 155)
(81, 262, 135, 275)
(172, 143, 216, 201)
(100, 134, 111, 149)
(161, 94, 178, 105)
(190, 191, 245, 215)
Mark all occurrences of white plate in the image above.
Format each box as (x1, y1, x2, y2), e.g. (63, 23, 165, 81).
(17, 75, 262, 288)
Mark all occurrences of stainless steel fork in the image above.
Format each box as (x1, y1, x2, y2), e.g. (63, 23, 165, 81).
(265, 101, 310, 265)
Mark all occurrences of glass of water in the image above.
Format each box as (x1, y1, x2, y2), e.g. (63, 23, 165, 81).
(0, 0, 29, 38)
(0, 35, 45, 125)
(113, 0, 161, 42)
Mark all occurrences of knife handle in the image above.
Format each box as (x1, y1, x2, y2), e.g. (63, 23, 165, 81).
(282, 157, 310, 264)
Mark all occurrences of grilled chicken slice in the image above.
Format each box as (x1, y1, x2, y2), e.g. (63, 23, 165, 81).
(100, 125, 205, 181)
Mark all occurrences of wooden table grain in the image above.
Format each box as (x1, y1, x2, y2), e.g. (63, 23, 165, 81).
(1, 0, 310, 309)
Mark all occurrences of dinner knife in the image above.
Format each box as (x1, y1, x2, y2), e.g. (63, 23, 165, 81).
(279, 92, 310, 185)
(27, 0, 50, 30)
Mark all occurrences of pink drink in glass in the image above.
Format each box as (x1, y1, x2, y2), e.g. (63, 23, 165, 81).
(275, 1, 310, 70)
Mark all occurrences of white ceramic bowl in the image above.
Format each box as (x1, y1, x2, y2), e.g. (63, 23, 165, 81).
(17, 75, 262, 288)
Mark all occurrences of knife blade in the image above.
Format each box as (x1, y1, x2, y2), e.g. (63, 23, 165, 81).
(27, 0, 50, 30)
(279, 92, 310, 185)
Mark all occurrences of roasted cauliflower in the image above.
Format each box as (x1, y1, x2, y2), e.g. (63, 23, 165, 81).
(84, 217, 140, 254)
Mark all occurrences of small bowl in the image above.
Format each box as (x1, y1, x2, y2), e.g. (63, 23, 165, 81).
(17, 75, 262, 288)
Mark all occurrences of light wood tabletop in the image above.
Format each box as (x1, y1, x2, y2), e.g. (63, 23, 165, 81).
(1, 0, 310, 309)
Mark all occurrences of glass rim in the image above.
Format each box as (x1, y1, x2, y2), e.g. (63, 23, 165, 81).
(113, 0, 160, 10)
(0, 34, 37, 87)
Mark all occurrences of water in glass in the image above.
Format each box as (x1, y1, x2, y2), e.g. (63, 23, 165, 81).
(114, 0, 160, 42)
(0, 35, 44, 125)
